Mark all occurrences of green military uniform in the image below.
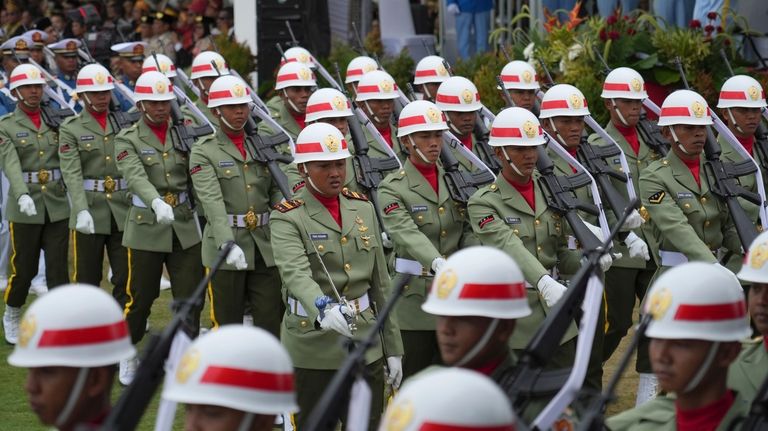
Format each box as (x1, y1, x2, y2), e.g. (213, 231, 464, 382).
(189, 129, 283, 334)
(269, 186, 403, 430)
(467, 173, 579, 368)
(259, 96, 303, 189)
(588, 122, 660, 371)
(378, 160, 478, 378)
(193, 97, 218, 127)
(59, 110, 130, 306)
(606, 392, 750, 431)
(728, 336, 767, 402)
(551, 148, 599, 225)
(0, 108, 69, 308)
(115, 119, 204, 344)
(640, 150, 741, 279)
(360, 122, 406, 164)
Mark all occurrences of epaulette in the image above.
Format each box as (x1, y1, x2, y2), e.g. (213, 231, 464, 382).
(0, 112, 13, 121)
(115, 123, 139, 139)
(342, 188, 369, 201)
(60, 115, 78, 126)
(479, 182, 501, 196)
(273, 199, 304, 212)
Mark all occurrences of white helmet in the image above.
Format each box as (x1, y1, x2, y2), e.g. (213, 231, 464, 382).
(190, 51, 229, 80)
(489, 107, 546, 147)
(142, 53, 177, 78)
(644, 262, 750, 342)
(8, 284, 135, 368)
(134, 71, 175, 102)
(717, 75, 767, 109)
(292, 122, 351, 164)
(75, 63, 115, 94)
(9, 64, 46, 90)
(539, 84, 590, 118)
(280, 46, 316, 69)
(355, 70, 399, 102)
(162, 325, 297, 415)
(397, 100, 448, 137)
(498, 60, 539, 90)
(207, 75, 252, 108)
(305, 88, 353, 123)
(380, 368, 517, 431)
(435, 76, 482, 112)
(274, 62, 316, 90)
(601, 67, 647, 100)
(345, 56, 378, 84)
(422, 246, 531, 319)
(657, 89, 713, 127)
(737, 230, 768, 283)
(413, 55, 451, 85)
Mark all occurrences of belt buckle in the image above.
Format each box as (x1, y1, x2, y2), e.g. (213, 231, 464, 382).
(163, 192, 177, 207)
(103, 176, 116, 193)
(244, 210, 258, 231)
(38, 169, 50, 185)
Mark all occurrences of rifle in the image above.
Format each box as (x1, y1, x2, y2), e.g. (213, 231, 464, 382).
(95, 242, 235, 431)
(674, 57, 760, 249)
(740, 369, 768, 430)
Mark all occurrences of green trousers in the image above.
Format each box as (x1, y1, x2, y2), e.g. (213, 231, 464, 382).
(4, 217, 69, 307)
(72, 216, 128, 308)
(123, 235, 203, 344)
(401, 330, 441, 381)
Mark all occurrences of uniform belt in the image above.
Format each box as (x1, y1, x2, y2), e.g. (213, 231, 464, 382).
(132, 192, 188, 208)
(83, 177, 127, 192)
(287, 293, 370, 317)
(228, 211, 270, 230)
(394, 258, 431, 277)
(23, 168, 61, 184)
(659, 249, 718, 267)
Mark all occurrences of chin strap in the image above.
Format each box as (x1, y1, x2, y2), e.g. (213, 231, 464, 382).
(82, 93, 106, 113)
(195, 78, 209, 98)
(363, 100, 384, 124)
(217, 109, 246, 131)
(138, 101, 159, 124)
(548, 118, 570, 148)
(726, 108, 746, 135)
(682, 341, 720, 394)
(448, 120, 464, 136)
(500, 146, 525, 176)
(236, 413, 255, 431)
(454, 318, 500, 368)
(422, 84, 432, 100)
(302, 163, 324, 195)
(611, 99, 630, 127)
(283, 89, 301, 113)
(55, 367, 90, 428)
(408, 136, 434, 165)
(669, 127, 691, 155)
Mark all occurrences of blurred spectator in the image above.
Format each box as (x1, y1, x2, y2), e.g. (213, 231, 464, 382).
(138, 13, 154, 42)
(447, 0, 493, 60)
(214, 7, 234, 41)
(192, 15, 214, 57)
(149, 9, 179, 62)
(3, 5, 23, 38)
(653, 0, 695, 27)
(597, 0, 640, 17)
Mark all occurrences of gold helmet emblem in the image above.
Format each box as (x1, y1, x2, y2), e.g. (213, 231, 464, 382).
(461, 89, 474, 104)
(31, 32, 42, 43)
(15, 39, 28, 50)
(436, 63, 448, 76)
(155, 81, 166, 93)
(324, 134, 340, 152)
(569, 93, 583, 109)
(522, 70, 533, 83)
(631, 78, 642, 92)
(94, 72, 106, 85)
(384, 400, 414, 431)
(750, 243, 768, 269)
(364, 64, 377, 73)
(523, 120, 537, 139)
(214, 59, 225, 71)
(175, 348, 200, 384)
(426, 107, 441, 123)
(748, 86, 761, 101)
(28, 68, 39, 79)
(66, 40, 77, 51)
(298, 52, 310, 63)
(332, 95, 346, 111)
(232, 84, 245, 97)
(298, 68, 311, 81)
(380, 80, 393, 93)
(436, 268, 458, 299)
(159, 62, 169, 73)
(691, 100, 706, 118)
(18, 314, 36, 348)
(646, 287, 673, 321)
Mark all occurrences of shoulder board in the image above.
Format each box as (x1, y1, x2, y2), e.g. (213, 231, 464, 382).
(273, 199, 304, 213)
(0, 112, 13, 121)
(61, 115, 78, 126)
(586, 132, 602, 145)
(647, 158, 669, 171)
(477, 182, 501, 196)
(115, 123, 139, 138)
(342, 188, 369, 201)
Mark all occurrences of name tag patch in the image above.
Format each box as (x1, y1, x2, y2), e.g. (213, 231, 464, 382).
(140, 149, 156, 155)
(410, 205, 428, 213)
(15, 132, 28, 138)
(80, 135, 95, 141)
(677, 192, 693, 199)
(613, 158, 621, 164)
(504, 217, 521, 224)
(310, 233, 328, 240)
(219, 160, 235, 168)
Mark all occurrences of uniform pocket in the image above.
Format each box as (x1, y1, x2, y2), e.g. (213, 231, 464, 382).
(130, 207, 156, 225)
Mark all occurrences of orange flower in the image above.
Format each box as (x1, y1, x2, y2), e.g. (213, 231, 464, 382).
(566, 1, 585, 31)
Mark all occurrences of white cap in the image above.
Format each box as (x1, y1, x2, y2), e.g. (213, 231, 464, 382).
(207, 75, 252, 108)
(413, 55, 451, 85)
(737, 230, 768, 283)
(397, 100, 449, 137)
(435, 76, 482, 112)
(280, 46, 316, 69)
(657, 89, 713, 127)
(76, 63, 115, 93)
(717, 75, 767, 109)
(275, 62, 316, 90)
(498, 60, 540, 90)
(539, 84, 590, 118)
(489, 107, 546, 147)
(345, 56, 378, 84)
(133, 71, 175, 102)
(142, 53, 177, 78)
(9, 64, 47, 90)
(305, 88, 353, 123)
(292, 122, 351, 164)
(190, 51, 229, 80)
(600, 67, 647, 100)
(355, 70, 400, 102)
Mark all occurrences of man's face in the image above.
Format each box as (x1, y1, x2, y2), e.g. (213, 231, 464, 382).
(71, 22, 85, 37)
(405, 130, 443, 165)
(51, 15, 64, 32)
(25, 366, 81, 426)
(649, 338, 739, 393)
(723, 106, 762, 138)
(508, 88, 537, 111)
(30, 48, 45, 65)
(606, 98, 643, 128)
(152, 20, 168, 35)
(317, 117, 349, 137)
(122, 58, 143, 81)
(84, 90, 112, 113)
(139, 99, 171, 124)
(301, 159, 347, 196)
(215, 103, 249, 132)
(664, 124, 707, 159)
(185, 404, 273, 431)
(364, 98, 394, 126)
(445, 110, 475, 136)
(750, 283, 768, 336)
(436, 315, 514, 368)
(496, 145, 539, 179)
(280, 86, 313, 114)
(140, 22, 153, 39)
(420, 82, 440, 102)
(55, 55, 78, 75)
(543, 116, 584, 149)
(15, 84, 43, 108)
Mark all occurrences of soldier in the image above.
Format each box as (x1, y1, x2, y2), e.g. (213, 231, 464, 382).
(110, 42, 147, 111)
(148, 9, 178, 63)
(344, 55, 378, 98)
(355, 70, 406, 161)
(47, 38, 82, 112)
(591, 67, 657, 402)
(141, 52, 177, 79)
(189, 50, 230, 126)
(190, 75, 283, 334)
(269, 123, 403, 429)
(162, 325, 297, 431)
(21, 29, 48, 68)
(412, 55, 450, 103)
(260, 61, 316, 141)
(280, 46, 316, 70)
(498, 60, 540, 112)
(0, 64, 70, 345)
(731, 230, 768, 402)
(380, 368, 517, 431)
(114, 71, 204, 385)
(435, 76, 484, 161)
(606, 262, 752, 430)
(378, 100, 478, 378)
(467, 107, 598, 368)
(0, 36, 33, 115)
(640, 89, 741, 277)
(59, 63, 131, 307)
(7, 284, 135, 430)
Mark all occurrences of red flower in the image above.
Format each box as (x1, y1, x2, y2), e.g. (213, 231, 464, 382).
(627, 28, 636, 35)
(608, 31, 620, 40)
(606, 15, 618, 25)
(707, 11, 717, 20)
(724, 38, 731, 46)
(705, 24, 715, 33)
(716, 25, 724, 33)
(689, 19, 702, 28)
(599, 28, 607, 41)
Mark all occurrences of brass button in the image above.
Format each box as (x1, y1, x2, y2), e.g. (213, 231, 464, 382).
(700, 197, 707, 204)
(618, 167, 624, 172)
(20, 139, 26, 144)
(552, 214, 560, 220)
(37, 134, 42, 139)
(342, 187, 349, 193)
(146, 157, 152, 162)
(438, 207, 445, 215)
(225, 169, 231, 174)
(137, 214, 142, 220)
(399, 170, 405, 175)
(535, 219, 541, 225)
(244, 163, 249, 169)
(637, 160, 642, 165)
(490, 184, 497, 190)
(85, 143, 91, 148)
(417, 215, 423, 221)
(537, 245, 542, 252)
(684, 203, 691, 209)
(513, 229, 519, 235)
(704, 220, 710, 227)
(404, 285, 409, 290)
(246, 185, 252, 190)
(103, 136, 109, 142)
(165, 173, 171, 177)
(41, 185, 46, 191)
(340, 236, 347, 245)
(106, 193, 112, 199)
(662, 160, 669, 165)
(105, 155, 111, 161)
(317, 244, 325, 252)
(364, 240, 370, 247)
(440, 230, 447, 237)
(344, 263, 351, 272)
(300, 320, 308, 328)
(38, 150, 44, 156)
(163, 152, 168, 158)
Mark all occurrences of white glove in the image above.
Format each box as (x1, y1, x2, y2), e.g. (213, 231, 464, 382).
(583, 220, 605, 242)
(224, 244, 248, 270)
(75, 210, 95, 234)
(318, 304, 354, 337)
(599, 252, 615, 272)
(381, 232, 393, 248)
(621, 209, 645, 231)
(151, 198, 175, 224)
(17, 194, 36, 217)
(537, 275, 567, 307)
(625, 232, 650, 261)
(431, 257, 447, 274)
(386, 356, 403, 388)
(447, 3, 460, 14)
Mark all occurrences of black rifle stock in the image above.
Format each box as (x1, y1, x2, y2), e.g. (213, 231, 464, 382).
(576, 136, 632, 221)
(739, 370, 768, 430)
(97, 242, 236, 431)
(242, 115, 294, 200)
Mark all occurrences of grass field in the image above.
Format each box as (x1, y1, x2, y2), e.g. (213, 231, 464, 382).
(0, 285, 640, 429)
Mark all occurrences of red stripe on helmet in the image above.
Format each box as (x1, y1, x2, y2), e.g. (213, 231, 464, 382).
(458, 282, 526, 299)
(201, 365, 294, 392)
(38, 320, 129, 347)
(399, 115, 428, 128)
(10, 74, 30, 83)
(540, 99, 570, 110)
(277, 73, 301, 82)
(674, 300, 746, 321)
(501, 74, 520, 83)
(436, 94, 461, 104)
(719, 90, 747, 100)
(660, 106, 711, 118)
(603, 82, 631, 91)
(491, 127, 523, 138)
(420, 423, 515, 431)
(415, 69, 438, 77)
(306, 102, 334, 114)
(77, 78, 94, 85)
(208, 90, 234, 100)
(191, 64, 213, 73)
(346, 68, 364, 77)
